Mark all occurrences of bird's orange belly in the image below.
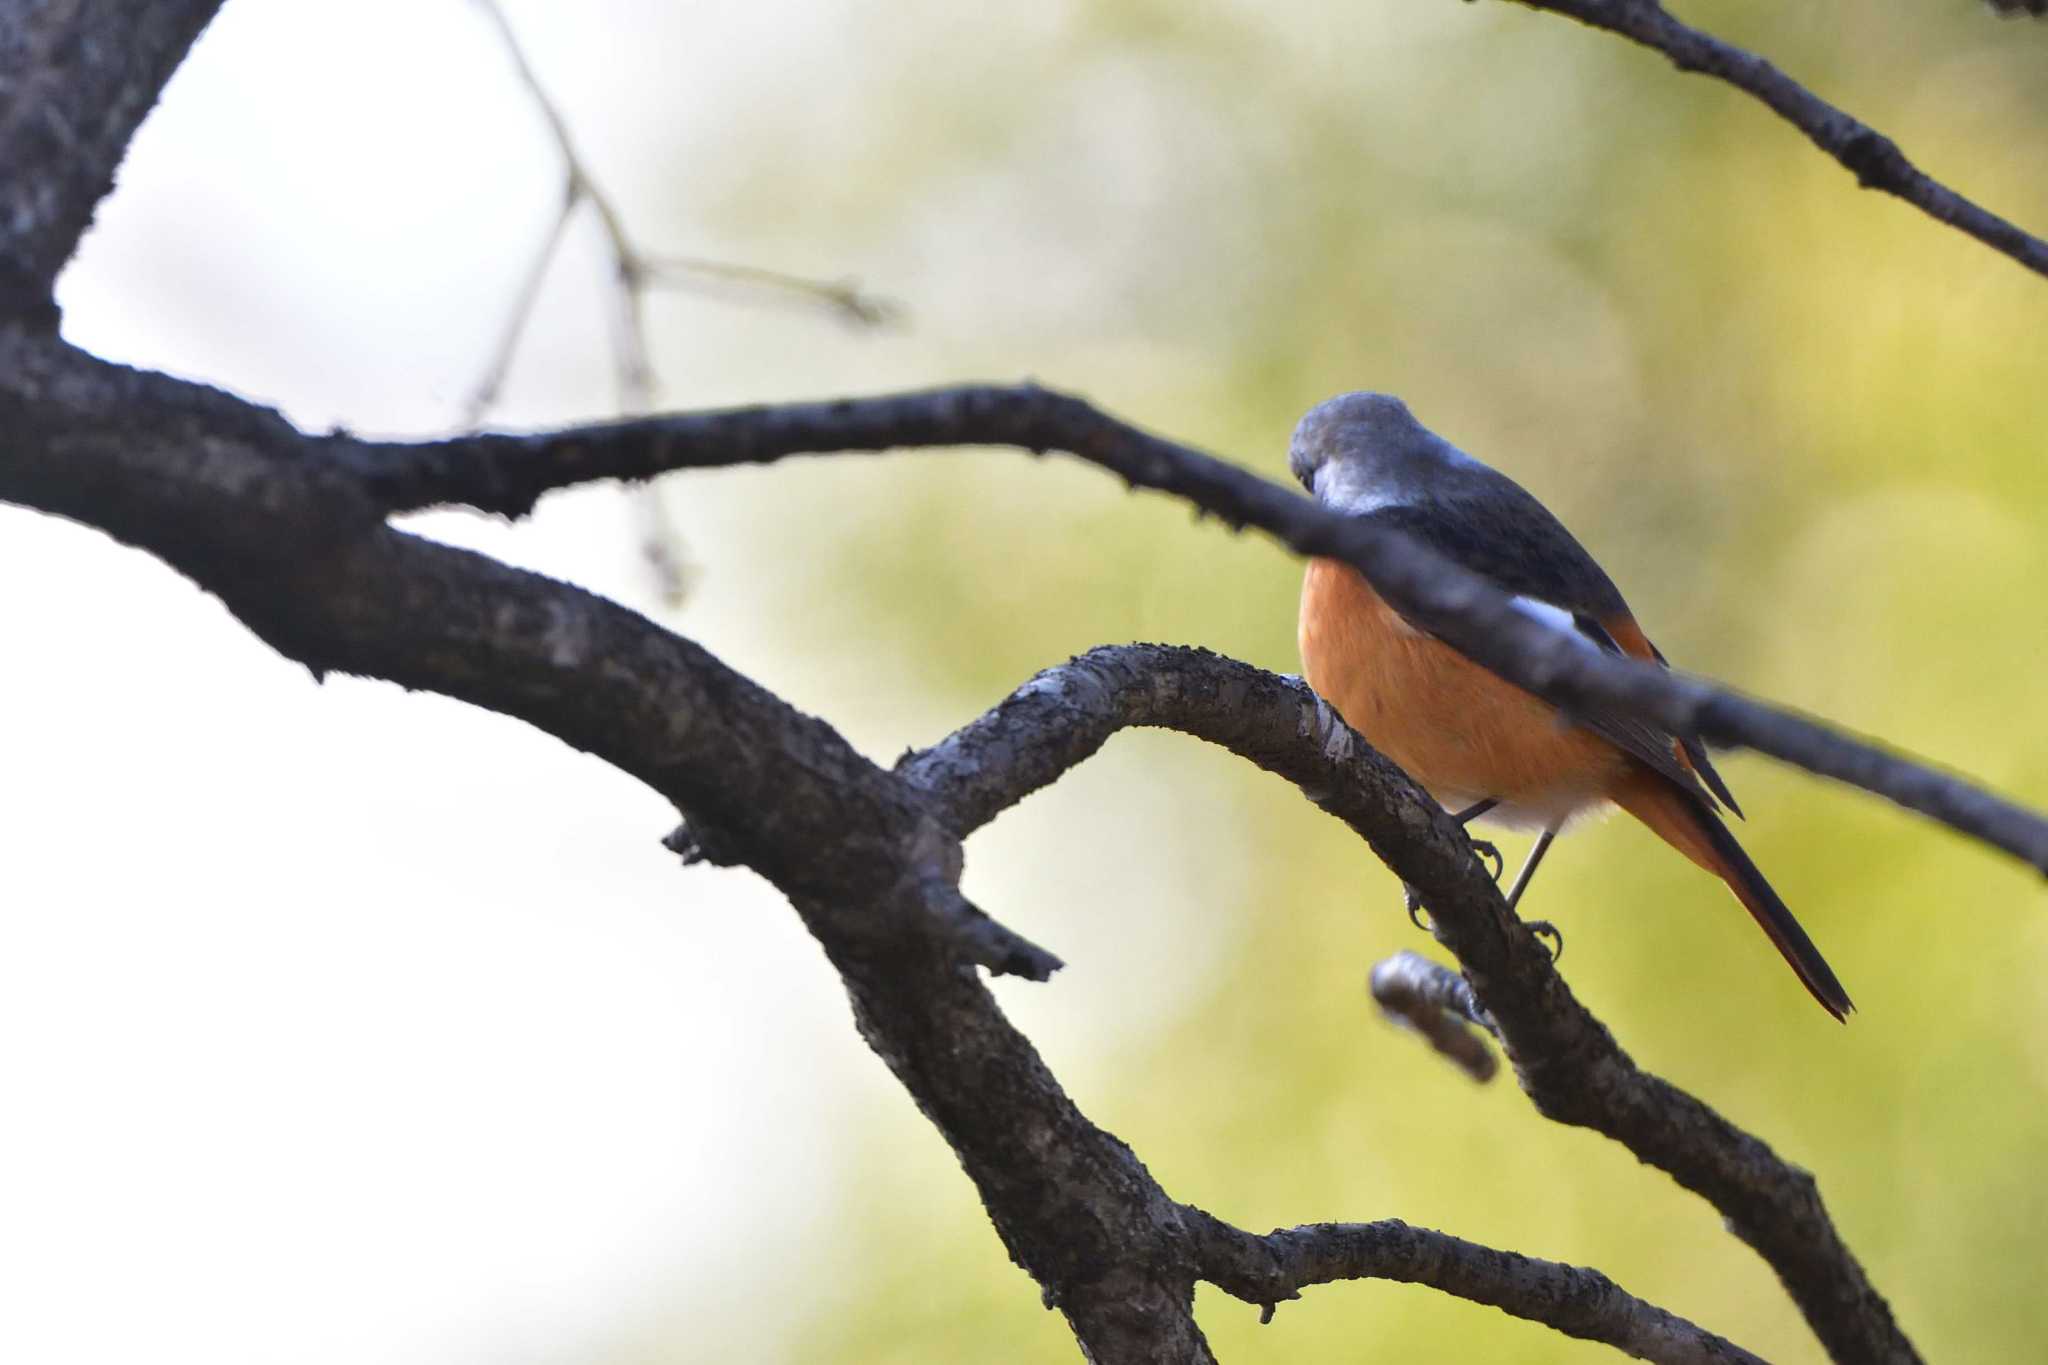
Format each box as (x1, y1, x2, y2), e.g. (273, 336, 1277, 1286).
(1298, 559, 1625, 829)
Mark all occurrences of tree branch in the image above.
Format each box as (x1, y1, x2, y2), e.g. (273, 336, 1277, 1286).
(0, 329, 1232, 1360)
(0, 333, 1056, 980)
(1500, 0, 2048, 280)
(1370, 949, 1498, 1083)
(901, 643, 1919, 1364)
(0, 0, 225, 321)
(359, 385, 2048, 876)
(0, 329, 1874, 1360)
(1184, 1208, 1767, 1364)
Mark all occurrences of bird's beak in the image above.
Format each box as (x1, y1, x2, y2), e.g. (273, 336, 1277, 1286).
(1307, 462, 1334, 505)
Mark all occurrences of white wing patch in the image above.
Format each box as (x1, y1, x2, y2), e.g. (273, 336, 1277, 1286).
(1509, 596, 1601, 650)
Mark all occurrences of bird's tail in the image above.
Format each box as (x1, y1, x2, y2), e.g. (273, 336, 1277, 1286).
(1609, 772, 1854, 1021)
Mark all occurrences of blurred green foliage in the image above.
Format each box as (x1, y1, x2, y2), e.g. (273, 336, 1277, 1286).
(620, 2, 2048, 1359)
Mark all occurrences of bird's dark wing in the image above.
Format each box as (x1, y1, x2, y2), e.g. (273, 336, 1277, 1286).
(1639, 636, 1743, 818)
(1367, 488, 1628, 617)
(1362, 496, 1725, 810)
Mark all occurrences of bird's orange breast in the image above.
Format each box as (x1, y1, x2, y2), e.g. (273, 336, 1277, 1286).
(1298, 559, 1626, 828)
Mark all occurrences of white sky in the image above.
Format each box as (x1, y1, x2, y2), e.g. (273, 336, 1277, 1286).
(2, 3, 1245, 1361)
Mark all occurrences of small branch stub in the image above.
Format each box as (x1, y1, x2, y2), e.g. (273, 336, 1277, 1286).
(1371, 950, 1499, 1082)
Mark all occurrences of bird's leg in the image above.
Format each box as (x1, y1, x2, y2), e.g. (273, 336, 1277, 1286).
(1501, 828, 1553, 910)
(1504, 828, 1563, 961)
(1406, 798, 1504, 930)
(1450, 798, 1503, 880)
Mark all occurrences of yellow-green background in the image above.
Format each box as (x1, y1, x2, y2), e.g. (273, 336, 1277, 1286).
(664, 4, 2048, 1360)
(50, 2, 2048, 1361)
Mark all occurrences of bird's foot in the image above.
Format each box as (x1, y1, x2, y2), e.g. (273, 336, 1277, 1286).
(1469, 838, 1503, 881)
(1524, 919, 1564, 963)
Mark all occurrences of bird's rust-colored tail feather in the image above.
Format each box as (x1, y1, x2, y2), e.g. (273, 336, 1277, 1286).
(1609, 771, 1853, 1021)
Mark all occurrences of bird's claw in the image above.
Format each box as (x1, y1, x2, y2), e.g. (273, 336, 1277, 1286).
(1470, 838, 1503, 881)
(1525, 919, 1564, 963)
(1403, 884, 1432, 933)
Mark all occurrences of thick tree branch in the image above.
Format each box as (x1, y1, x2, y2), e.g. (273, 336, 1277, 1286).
(368, 385, 2048, 874)
(901, 643, 1918, 1364)
(0, 333, 1058, 981)
(813, 898, 1218, 1363)
(1501, 0, 2048, 280)
(0, 0, 225, 322)
(1184, 1208, 1766, 1364)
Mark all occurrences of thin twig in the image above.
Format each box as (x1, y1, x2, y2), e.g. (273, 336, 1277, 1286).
(462, 180, 576, 424)
(466, 0, 893, 602)
(1503, 0, 2048, 279)
(643, 255, 900, 327)
(466, 1, 896, 386)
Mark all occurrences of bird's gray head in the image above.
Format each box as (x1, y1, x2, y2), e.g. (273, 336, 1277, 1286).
(1288, 391, 1477, 513)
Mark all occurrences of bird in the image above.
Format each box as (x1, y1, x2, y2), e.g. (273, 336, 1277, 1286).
(1291, 392, 1852, 1020)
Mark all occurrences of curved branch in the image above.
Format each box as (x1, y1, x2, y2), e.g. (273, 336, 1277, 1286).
(1184, 1208, 1766, 1364)
(332, 384, 2048, 880)
(900, 643, 1918, 1364)
(1502, 0, 2048, 280)
(0, 333, 1056, 983)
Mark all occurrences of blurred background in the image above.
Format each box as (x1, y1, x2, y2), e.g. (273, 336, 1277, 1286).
(5, 0, 2047, 1360)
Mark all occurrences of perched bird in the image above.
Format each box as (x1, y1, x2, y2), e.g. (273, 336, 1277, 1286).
(1292, 392, 1851, 1019)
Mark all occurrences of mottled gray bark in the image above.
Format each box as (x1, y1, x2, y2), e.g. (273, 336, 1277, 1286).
(0, 0, 224, 319)
(1185, 1211, 1767, 1363)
